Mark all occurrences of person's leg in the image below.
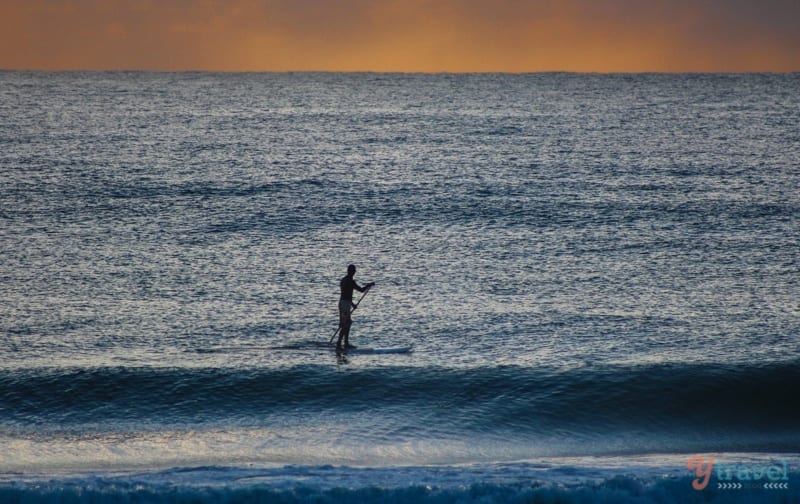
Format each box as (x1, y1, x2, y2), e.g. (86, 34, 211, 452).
(335, 326, 344, 349)
(336, 300, 348, 349)
(342, 317, 352, 347)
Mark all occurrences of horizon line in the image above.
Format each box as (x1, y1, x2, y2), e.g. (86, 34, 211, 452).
(3, 68, 799, 75)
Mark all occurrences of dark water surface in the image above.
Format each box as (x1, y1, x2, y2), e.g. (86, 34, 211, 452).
(1, 72, 798, 502)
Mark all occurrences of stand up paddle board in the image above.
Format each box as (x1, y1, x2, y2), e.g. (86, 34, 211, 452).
(333, 345, 413, 355)
(194, 342, 413, 354)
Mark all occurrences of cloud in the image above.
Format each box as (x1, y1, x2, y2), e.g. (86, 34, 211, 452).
(1, 0, 798, 71)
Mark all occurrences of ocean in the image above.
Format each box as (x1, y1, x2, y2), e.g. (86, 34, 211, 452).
(0, 71, 798, 502)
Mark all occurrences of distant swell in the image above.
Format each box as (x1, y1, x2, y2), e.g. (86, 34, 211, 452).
(2, 361, 798, 446)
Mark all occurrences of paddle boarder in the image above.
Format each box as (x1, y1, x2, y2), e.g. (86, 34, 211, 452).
(336, 264, 374, 350)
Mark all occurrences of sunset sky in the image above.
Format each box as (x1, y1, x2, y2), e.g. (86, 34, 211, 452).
(1, 0, 799, 72)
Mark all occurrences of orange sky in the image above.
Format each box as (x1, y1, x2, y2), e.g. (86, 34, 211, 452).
(1, 0, 799, 72)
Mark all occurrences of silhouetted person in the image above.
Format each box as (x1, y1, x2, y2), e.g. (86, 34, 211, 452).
(337, 264, 374, 350)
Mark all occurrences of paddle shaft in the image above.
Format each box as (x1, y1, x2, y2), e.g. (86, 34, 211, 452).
(328, 285, 372, 344)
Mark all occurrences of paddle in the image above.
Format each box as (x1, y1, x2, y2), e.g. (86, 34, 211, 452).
(328, 284, 373, 344)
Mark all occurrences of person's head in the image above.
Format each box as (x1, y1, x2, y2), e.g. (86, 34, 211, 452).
(347, 264, 357, 277)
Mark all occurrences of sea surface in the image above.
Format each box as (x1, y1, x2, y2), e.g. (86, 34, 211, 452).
(1, 72, 799, 502)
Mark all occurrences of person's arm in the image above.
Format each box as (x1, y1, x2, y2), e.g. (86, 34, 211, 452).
(353, 280, 375, 294)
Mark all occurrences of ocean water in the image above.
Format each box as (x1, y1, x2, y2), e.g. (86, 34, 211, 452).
(1, 71, 799, 502)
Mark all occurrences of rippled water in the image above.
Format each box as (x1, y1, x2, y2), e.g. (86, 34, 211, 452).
(1, 71, 798, 501)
